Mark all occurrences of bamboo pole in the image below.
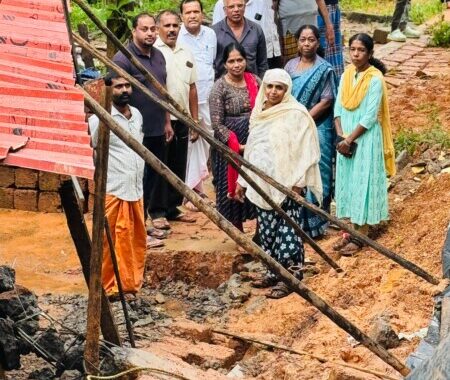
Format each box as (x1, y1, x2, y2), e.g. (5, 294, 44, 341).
(213, 328, 401, 380)
(72, 32, 439, 286)
(81, 88, 411, 377)
(72, 34, 341, 273)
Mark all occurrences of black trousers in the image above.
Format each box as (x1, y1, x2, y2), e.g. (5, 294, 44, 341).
(143, 134, 166, 220)
(391, 0, 410, 31)
(149, 120, 189, 219)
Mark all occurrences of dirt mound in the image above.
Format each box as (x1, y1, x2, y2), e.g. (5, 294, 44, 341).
(225, 174, 450, 379)
(389, 75, 450, 135)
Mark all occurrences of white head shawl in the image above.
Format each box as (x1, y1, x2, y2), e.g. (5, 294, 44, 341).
(238, 69, 323, 209)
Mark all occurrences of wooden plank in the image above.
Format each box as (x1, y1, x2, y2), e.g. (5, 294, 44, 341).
(59, 180, 121, 345)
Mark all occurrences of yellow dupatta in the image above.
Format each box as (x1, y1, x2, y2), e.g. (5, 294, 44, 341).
(341, 64, 396, 177)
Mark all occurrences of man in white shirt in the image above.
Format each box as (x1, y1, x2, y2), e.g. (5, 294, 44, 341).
(178, 0, 217, 210)
(154, 10, 198, 225)
(88, 73, 146, 298)
(213, 0, 282, 68)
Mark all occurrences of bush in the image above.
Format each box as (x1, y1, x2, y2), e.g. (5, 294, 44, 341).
(430, 21, 450, 47)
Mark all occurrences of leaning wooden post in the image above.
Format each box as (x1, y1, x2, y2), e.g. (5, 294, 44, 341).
(84, 84, 111, 374)
(72, 32, 439, 286)
(81, 89, 411, 377)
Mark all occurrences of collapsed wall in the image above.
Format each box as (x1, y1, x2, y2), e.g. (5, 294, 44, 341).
(0, 165, 94, 213)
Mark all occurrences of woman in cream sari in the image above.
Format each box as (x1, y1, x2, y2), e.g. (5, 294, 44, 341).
(235, 68, 322, 298)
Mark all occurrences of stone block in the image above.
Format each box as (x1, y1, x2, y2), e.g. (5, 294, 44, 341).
(38, 171, 61, 191)
(373, 29, 389, 44)
(0, 188, 14, 209)
(0, 166, 15, 187)
(38, 192, 61, 213)
(15, 168, 38, 189)
(170, 319, 212, 342)
(147, 337, 236, 369)
(14, 189, 38, 211)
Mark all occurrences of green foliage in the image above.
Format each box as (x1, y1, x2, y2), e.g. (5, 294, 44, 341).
(409, 0, 442, 24)
(394, 103, 450, 154)
(340, 0, 442, 20)
(70, 0, 217, 35)
(430, 21, 450, 47)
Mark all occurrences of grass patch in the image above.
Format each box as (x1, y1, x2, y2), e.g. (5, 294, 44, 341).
(340, 0, 442, 21)
(430, 21, 450, 47)
(394, 103, 450, 154)
(410, 0, 442, 24)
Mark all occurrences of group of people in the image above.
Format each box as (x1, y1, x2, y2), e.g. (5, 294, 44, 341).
(89, 0, 398, 300)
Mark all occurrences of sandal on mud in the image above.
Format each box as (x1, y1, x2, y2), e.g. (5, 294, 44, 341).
(340, 240, 363, 257)
(266, 282, 292, 299)
(146, 236, 164, 248)
(332, 233, 351, 251)
(152, 217, 171, 230)
(184, 200, 199, 212)
(251, 274, 278, 288)
(146, 226, 170, 239)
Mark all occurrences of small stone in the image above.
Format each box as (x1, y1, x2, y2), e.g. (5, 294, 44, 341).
(427, 162, 441, 174)
(59, 370, 83, 380)
(0, 266, 15, 292)
(369, 315, 401, 349)
(227, 364, 245, 378)
(155, 293, 166, 304)
(28, 367, 55, 379)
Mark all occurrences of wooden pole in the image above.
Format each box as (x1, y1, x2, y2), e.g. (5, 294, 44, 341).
(104, 220, 136, 347)
(72, 34, 341, 272)
(84, 86, 111, 374)
(81, 89, 411, 377)
(72, 33, 439, 286)
(213, 329, 401, 380)
(59, 180, 122, 346)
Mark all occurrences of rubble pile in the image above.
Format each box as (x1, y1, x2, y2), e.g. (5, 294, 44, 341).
(0, 266, 84, 379)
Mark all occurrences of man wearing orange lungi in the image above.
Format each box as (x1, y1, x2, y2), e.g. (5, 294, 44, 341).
(88, 73, 146, 298)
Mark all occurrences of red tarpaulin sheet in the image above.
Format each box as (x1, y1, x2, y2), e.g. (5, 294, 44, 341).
(0, 0, 94, 179)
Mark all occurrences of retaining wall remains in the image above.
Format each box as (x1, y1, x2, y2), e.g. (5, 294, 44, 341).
(0, 165, 93, 213)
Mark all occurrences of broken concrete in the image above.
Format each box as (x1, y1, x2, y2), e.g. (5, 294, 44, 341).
(369, 315, 401, 349)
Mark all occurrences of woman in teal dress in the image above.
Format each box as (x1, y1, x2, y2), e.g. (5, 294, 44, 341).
(285, 24, 337, 239)
(333, 33, 396, 255)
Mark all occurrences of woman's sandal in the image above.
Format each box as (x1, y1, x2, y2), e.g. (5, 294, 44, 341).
(332, 234, 351, 251)
(251, 274, 278, 288)
(266, 282, 292, 299)
(340, 240, 363, 257)
(152, 217, 171, 230)
(146, 226, 170, 239)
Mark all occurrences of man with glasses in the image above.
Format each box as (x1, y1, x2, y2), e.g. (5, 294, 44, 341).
(212, 0, 268, 78)
(213, 0, 282, 69)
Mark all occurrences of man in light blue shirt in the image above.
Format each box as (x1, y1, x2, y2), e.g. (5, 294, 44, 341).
(178, 0, 217, 207)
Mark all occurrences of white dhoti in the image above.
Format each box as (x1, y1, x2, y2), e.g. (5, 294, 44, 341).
(185, 103, 212, 191)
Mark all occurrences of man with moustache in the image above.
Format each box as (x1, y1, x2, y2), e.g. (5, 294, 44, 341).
(212, 0, 268, 78)
(154, 10, 198, 225)
(178, 0, 217, 210)
(113, 12, 173, 245)
(88, 73, 146, 299)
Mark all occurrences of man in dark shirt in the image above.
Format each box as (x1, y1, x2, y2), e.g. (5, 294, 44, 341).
(212, 0, 268, 78)
(113, 12, 174, 243)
